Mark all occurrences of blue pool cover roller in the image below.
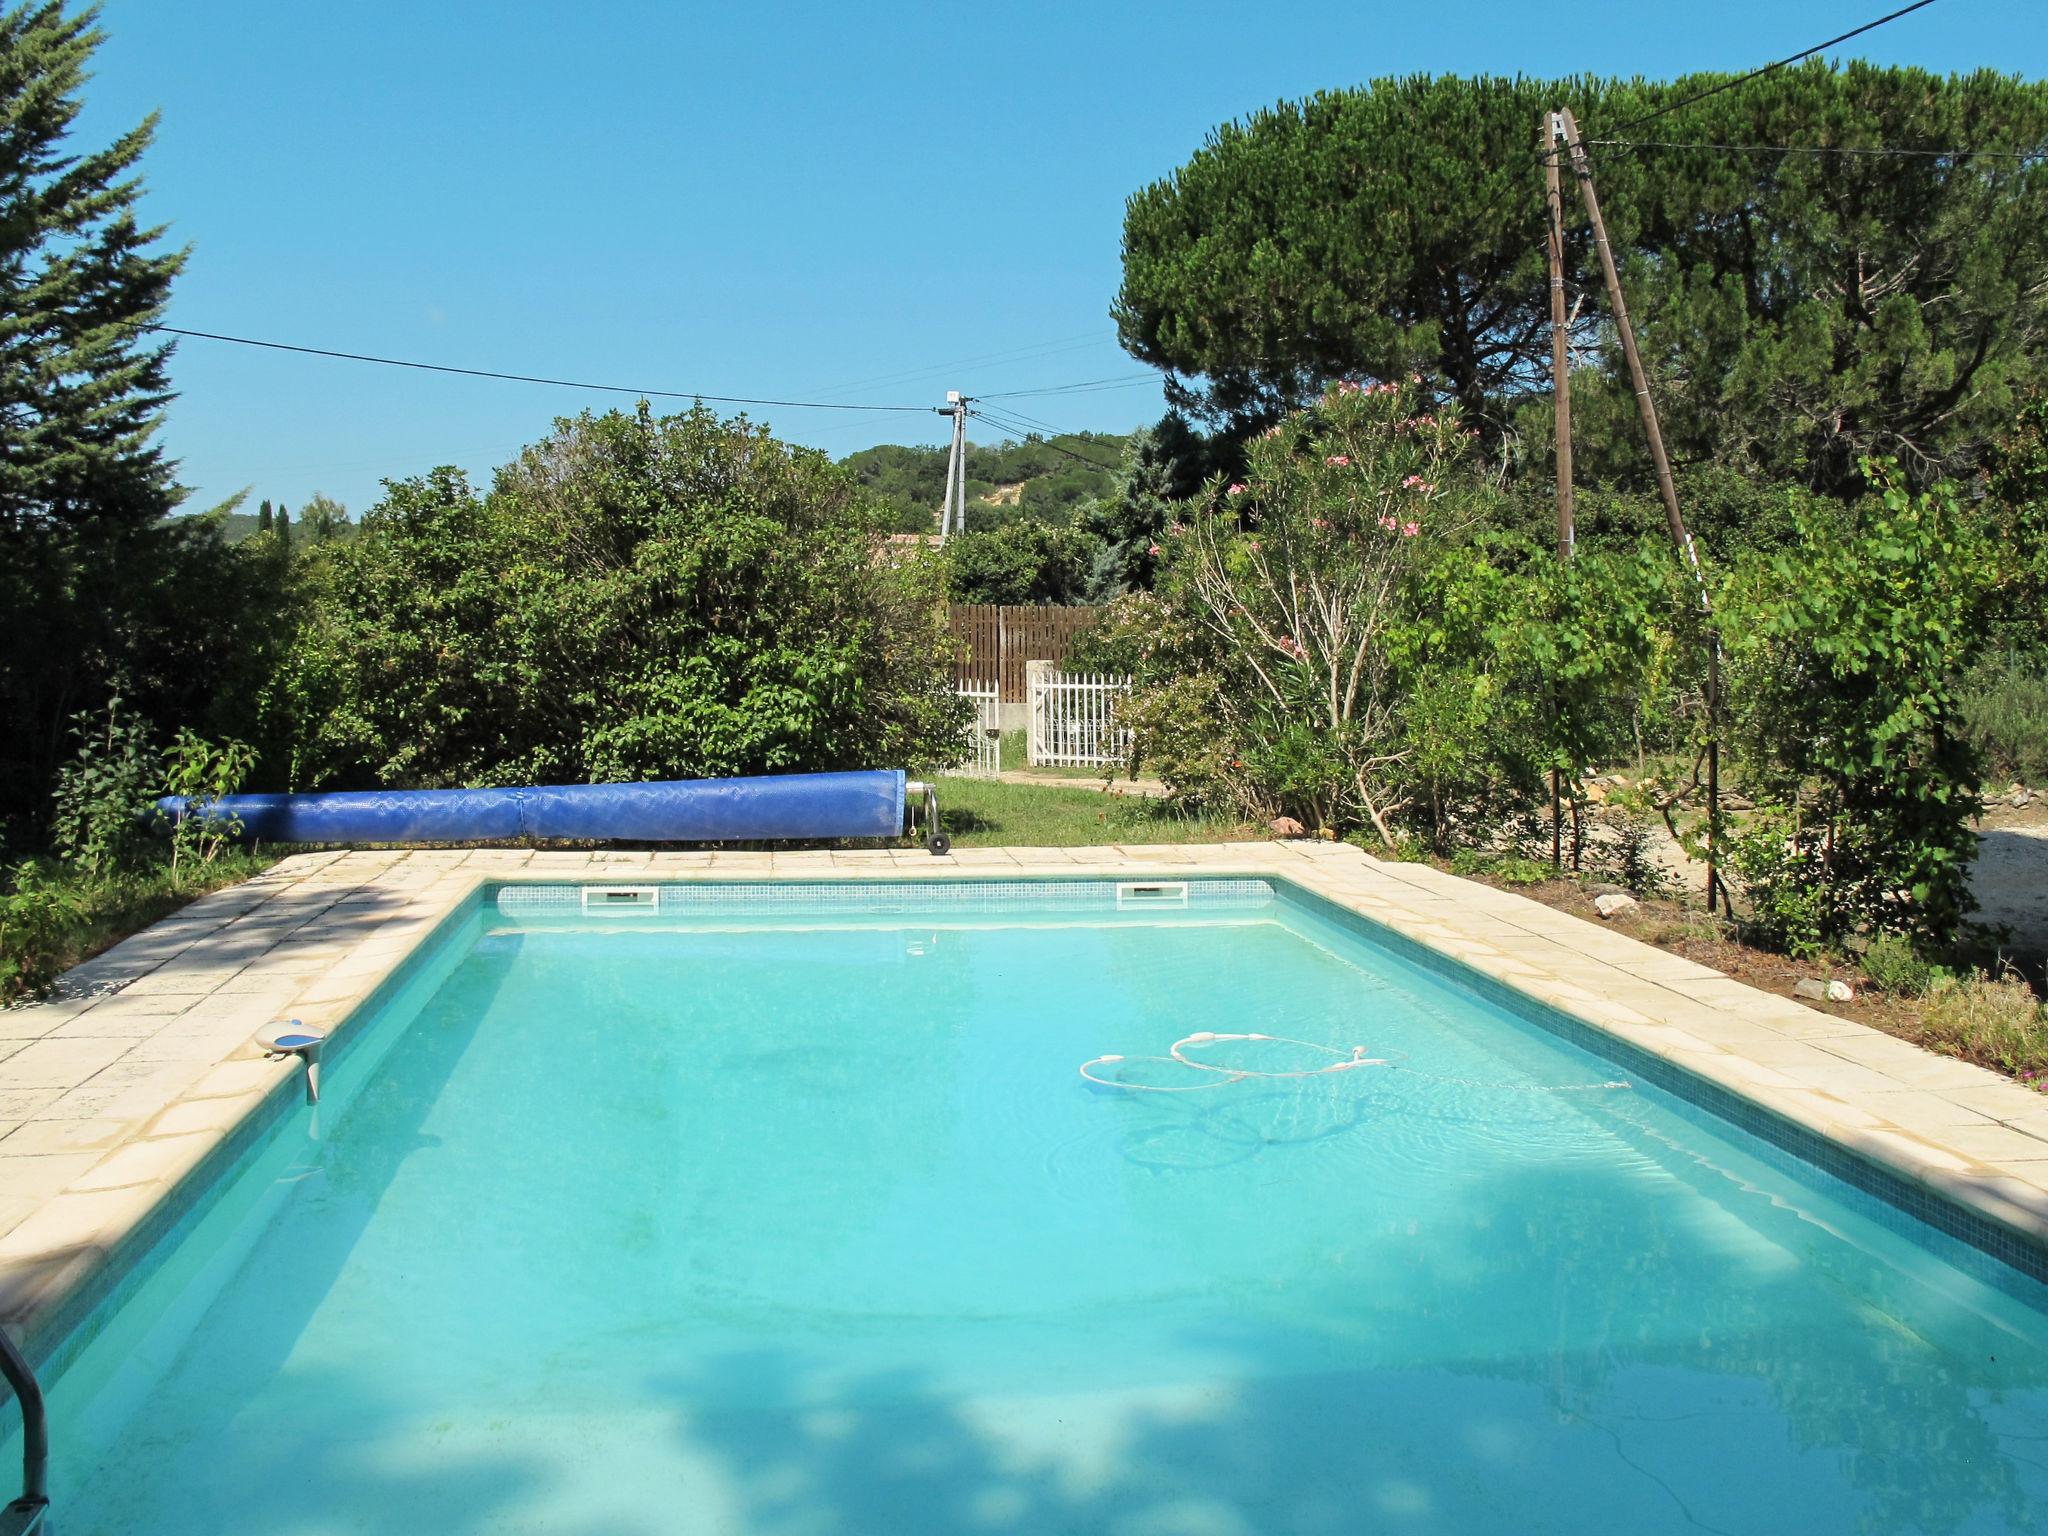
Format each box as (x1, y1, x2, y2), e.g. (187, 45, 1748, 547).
(155, 769, 908, 845)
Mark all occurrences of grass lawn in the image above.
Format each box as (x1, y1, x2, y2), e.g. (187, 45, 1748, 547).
(994, 729, 1112, 779)
(935, 775, 1254, 846)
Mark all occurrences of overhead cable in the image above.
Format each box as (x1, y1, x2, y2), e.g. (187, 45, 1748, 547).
(153, 326, 933, 413)
(1592, 0, 1946, 142)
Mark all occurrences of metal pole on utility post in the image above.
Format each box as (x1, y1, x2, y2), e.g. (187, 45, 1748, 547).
(935, 394, 960, 544)
(947, 392, 972, 537)
(1558, 107, 1722, 912)
(955, 399, 969, 533)
(1544, 110, 1576, 870)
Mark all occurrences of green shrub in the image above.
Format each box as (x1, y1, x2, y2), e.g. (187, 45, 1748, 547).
(1860, 934, 1936, 996)
(1128, 377, 1498, 840)
(49, 697, 159, 882)
(1957, 640, 2048, 784)
(1920, 972, 2048, 1081)
(0, 861, 86, 999)
(160, 730, 256, 886)
(1592, 808, 1677, 900)
(0, 851, 280, 1004)
(1720, 466, 1997, 955)
(1725, 809, 1837, 959)
(266, 406, 970, 791)
(945, 522, 1100, 605)
(1446, 847, 1551, 885)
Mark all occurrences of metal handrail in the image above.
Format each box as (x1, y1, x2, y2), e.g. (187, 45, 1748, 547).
(0, 1326, 46, 1534)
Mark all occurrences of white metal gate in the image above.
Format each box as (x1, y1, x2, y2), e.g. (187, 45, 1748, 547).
(954, 682, 1001, 778)
(1026, 663, 1132, 768)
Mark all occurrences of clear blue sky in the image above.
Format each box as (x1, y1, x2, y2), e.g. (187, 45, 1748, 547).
(80, 0, 2048, 519)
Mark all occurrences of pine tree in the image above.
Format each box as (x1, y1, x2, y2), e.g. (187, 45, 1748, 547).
(0, 4, 182, 535)
(1117, 66, 2048, 491)
(1083, 412, 1225, 594)
(0, 2, 188, 842)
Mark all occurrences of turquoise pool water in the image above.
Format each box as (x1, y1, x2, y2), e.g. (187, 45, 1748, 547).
(28, 881, 2048, 1535)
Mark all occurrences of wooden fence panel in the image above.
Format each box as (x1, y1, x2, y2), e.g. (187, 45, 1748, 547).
(948, 604, 1103, 700)
(949, 604, 1002, 688)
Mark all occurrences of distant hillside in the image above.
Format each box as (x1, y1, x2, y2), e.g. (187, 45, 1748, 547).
(843, 431, 1133, 534)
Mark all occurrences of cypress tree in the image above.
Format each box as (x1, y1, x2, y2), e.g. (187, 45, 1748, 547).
(0, 2, 187, 842)
(258, 498, 273, 533)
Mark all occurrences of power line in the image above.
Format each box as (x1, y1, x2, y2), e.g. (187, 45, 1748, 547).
(976, 401, 1079, 437)
(968, 408, 1126, 474)
(153, 326, 934, 413)
(973, 405, 1079, 444)
(1593, 0, 1945, 142)
(1585, 136, 2047, 162)
(803, 331, 1118, 397)
(979, 372, 1162, 400)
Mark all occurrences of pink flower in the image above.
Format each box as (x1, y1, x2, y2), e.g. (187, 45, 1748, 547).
(1377, 514, 1397, 530)
(1326, 455, 1350, 467)
(1227, 482, 1248, 495)
(1168, 522, 1187, 536)
(1402, 474, 1424, 488)
(1402, 522, 1420, 537)
(1337, 379, 1361, 394)
(1248, 539, 1261, 552)
(1311, 516, 1330, 529)
(1147, 543, 1162, 556)
(1263, 426, 1282, 439)
(1411, 373, 1423, 384)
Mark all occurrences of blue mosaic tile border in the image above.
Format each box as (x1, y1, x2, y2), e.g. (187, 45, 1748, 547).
(1275, 880, 2048, 1296)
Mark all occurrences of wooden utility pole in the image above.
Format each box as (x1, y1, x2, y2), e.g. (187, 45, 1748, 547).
(1555, 107, 1724, 912)
(1543, 111, 1575, 563)
(1543, 111, 1575, 869)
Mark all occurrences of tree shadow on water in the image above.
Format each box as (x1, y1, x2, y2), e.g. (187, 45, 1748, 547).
(636, 1143, 2048, 1536)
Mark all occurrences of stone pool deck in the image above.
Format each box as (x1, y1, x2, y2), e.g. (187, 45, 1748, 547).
(3, 842, 2046, 1355)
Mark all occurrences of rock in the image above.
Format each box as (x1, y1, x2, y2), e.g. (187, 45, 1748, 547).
(1588, 882, 1630, 897)
(1793, 978, 1855, 1003)
(1583, 781, 1608, 803)
(1269, 816, 1306, 838)
(2011, 791, 2033, 809)
(1720, 793, 1755, 811)
(1592, 892, 1638, 919)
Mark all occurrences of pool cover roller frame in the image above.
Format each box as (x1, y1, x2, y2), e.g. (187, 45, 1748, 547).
(155, 770, 951, 854)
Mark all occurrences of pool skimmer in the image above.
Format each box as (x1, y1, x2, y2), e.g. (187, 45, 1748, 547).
(259, 1022, 327, 1104)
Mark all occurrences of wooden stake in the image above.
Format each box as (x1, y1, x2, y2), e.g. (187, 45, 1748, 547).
(1556, 108, 1723, 912)
(1543, 111, 1575, 868)
(1543, 111, 1574, 563)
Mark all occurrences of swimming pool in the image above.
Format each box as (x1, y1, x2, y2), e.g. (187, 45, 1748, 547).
(21, 878, 2048, 1534)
